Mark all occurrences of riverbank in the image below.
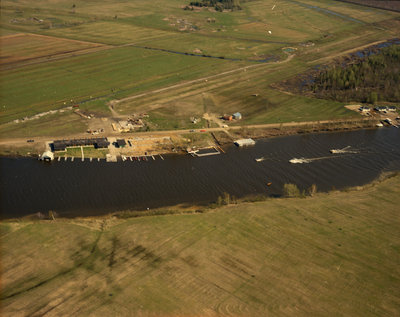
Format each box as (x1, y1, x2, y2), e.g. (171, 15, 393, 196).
(0, 117, 381, 158)
(1, 172, 399, 316)
(213, 117, 380, 146)
(2, 127, 399, 219)
(4, 163, 398, 222)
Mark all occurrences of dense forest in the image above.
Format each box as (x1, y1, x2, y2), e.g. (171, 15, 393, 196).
(310, 45, 400, 103)
(188, 0, 242, 11)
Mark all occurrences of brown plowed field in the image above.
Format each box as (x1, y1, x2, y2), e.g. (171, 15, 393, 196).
(0, 33, 110, 69)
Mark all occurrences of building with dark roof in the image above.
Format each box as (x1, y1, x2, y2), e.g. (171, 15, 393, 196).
(116, 139, 127, 148)
(52, 138, 110, 151)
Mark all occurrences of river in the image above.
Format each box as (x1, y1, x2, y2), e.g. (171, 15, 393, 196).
(1, 128, 399, 219)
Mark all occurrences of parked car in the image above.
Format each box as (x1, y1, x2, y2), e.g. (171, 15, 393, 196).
(26, 139, 34, 143)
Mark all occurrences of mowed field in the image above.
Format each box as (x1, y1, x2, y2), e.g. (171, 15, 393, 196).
(0, 0, 399, 135)
(1, 174, 400, 316)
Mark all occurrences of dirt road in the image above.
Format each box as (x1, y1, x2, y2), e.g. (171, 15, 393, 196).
(0, 117, 375, 150)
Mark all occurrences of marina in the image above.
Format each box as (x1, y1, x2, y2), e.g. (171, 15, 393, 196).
(1, 128, 399, 219)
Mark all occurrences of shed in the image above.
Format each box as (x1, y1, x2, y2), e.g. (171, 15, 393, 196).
(116, 139, 127, 148)
(234, 138, 255, 147)
(233, 112, 242, 120)
(359, 106, 370, 112)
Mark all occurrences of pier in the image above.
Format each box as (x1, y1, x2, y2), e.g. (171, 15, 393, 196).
(189, 147, 220, 157)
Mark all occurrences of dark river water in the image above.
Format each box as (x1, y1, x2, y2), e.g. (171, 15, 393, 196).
(1, 128, 399, 219)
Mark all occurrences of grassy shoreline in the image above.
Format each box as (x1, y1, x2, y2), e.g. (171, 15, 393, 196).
(1, 172, 399, 316)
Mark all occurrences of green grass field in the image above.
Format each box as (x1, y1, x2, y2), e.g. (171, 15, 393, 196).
(0, 0, 399, 136)
(1, 174, 399, 316)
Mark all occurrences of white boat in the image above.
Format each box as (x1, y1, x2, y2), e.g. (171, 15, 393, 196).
(330, 146, 349, 154)
(376, 123, 384, 127)
(289, 158, 310, 164)
(255, 157, 265, 162)
(330, 146, 353, 154)
(122, 155, 127, 161)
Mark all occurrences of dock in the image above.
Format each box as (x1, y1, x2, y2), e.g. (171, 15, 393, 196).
(189, 147, 220, 157)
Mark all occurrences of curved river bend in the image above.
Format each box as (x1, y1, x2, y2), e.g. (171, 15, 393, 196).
(1, 128, 399, 218)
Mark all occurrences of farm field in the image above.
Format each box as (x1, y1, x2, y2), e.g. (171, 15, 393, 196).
(0, 33, 107, 67)
(1, 173, 399, 316)
(0, 0, 399, 137)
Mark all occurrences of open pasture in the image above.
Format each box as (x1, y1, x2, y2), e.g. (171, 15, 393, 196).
(1, 174, 399, 316)
(0, 33, 106, 67)
(117, 55, 357, 127)
(0, 46, 236, 124)
(0, 0, 399, 135)
(44, 21, 176, 45)
(0, 111, 87, 138)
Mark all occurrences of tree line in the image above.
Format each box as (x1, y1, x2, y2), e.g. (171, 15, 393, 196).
(310, 45, 400, 103)
(189, 0, 242, 11)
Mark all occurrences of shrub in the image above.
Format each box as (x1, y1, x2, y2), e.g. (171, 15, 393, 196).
(283, 183, 301, 197)
(307, 184, 317, 196)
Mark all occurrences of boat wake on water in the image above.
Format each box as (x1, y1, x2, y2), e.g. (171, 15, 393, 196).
(289, 154, 357, 164)
(330, 146, 359, 154)
(290, 146, 363, 164)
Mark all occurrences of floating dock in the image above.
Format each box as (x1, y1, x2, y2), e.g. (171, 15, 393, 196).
(189, 147, 220, 157)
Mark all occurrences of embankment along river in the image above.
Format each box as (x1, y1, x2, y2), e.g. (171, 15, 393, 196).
(1, 128, 399, 219)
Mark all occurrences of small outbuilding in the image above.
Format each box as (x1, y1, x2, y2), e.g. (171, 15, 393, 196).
(359, 106, 370, 113)
(233, 112, 242, 120)
(116, 139, 127, 148)
(234, 138, 255, 147)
